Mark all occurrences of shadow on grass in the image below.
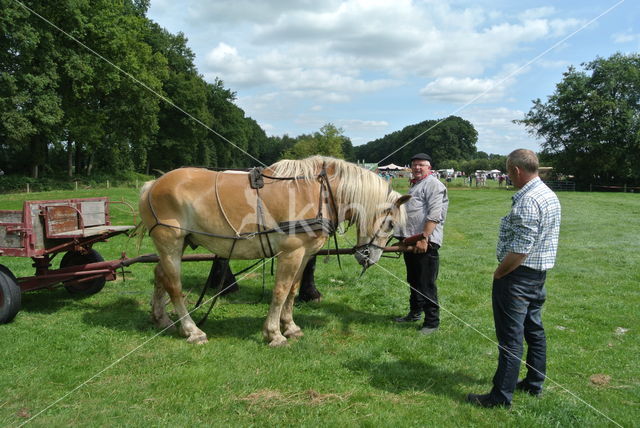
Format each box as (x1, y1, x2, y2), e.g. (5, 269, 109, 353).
(345, 357, 485, 401)
(82, 297, 153, 332)
(69, 275, 402, 344)
(20, 287, 98, 315)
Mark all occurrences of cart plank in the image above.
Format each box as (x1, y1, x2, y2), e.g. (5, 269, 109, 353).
(49, 225, 133, 238)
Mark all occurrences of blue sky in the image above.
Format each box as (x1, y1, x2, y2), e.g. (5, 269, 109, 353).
(147, 0, 638, 157)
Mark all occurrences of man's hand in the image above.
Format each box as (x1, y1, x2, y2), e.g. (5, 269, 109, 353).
(413, 238, 428, 253)
(494, 252, 527, 279)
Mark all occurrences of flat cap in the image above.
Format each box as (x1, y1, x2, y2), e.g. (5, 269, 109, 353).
(411, 153, 432, 163)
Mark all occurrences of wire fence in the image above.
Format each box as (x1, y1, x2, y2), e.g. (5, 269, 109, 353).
(543, 180, 576, 191)
(589, 184, 640, 193)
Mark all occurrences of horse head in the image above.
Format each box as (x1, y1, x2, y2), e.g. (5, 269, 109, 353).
(353, 192, 410, 269)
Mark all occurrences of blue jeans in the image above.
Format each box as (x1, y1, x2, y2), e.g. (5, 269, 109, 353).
(490, 265, 547, 404)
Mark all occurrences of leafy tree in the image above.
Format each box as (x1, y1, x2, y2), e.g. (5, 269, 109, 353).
(284, 123, 346, 159)
(341, 137, 356, 162)
(0, 0, 64, 177)
(517, 53, 640, 186)
(144, 24, 208, 172)
(354, 116, 477, 166)
(262, 135, 297, 165)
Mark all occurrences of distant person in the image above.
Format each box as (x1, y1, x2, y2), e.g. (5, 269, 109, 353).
(467, 149, 561, 408)
(394, 153, 449, 335)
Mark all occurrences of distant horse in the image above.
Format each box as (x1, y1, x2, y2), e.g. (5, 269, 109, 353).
(137, 156, 409, 346)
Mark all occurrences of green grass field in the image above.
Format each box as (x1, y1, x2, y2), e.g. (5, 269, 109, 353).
(0, 185, 638, 427)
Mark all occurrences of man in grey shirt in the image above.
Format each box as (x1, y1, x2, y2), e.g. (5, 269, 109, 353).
(395, 153, 449, 335)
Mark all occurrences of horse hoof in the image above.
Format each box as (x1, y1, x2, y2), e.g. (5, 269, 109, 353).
(268, 337, 288, 347)
(151, 315, 175, 331)
(284, 328, 304, 339)
(187, 334, 208, 345)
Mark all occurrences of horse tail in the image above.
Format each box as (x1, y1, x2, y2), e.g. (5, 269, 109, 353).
(130, 221, 147, 252)
(132, 179, 156, 251)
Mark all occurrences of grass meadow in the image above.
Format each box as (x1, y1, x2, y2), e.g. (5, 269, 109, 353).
(0, 183, 638, 427)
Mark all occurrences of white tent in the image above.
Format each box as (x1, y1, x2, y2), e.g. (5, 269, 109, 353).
(379, 163, 405, 170)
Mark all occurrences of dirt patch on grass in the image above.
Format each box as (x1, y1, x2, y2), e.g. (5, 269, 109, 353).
(590, 374, 611, 386)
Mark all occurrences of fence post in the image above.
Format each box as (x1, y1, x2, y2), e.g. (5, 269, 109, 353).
(75, 181, 78, 191)
(26, 183, 30, 193)
(107, 180, 110, 189)
(624, 184, 627, 193)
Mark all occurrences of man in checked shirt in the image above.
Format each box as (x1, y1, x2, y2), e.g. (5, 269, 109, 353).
(468, 149, 561, 408)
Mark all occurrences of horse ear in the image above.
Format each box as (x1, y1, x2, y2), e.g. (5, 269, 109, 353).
(395, 194, 411, 208)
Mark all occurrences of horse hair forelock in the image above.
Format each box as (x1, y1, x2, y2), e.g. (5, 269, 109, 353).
(270, 156, 406, 235)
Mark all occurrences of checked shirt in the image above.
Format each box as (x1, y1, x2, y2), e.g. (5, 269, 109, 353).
(497, 177, 561, 271)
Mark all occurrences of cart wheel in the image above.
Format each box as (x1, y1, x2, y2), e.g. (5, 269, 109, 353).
(0, 265, 21, 324)
(60, 250, 106, 295)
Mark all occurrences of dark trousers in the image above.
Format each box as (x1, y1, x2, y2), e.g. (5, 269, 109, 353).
(490, 265, 547, 403)
(403, 244, 440, 328)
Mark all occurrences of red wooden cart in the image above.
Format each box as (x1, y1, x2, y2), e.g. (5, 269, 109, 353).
(0, 197, 135, 323)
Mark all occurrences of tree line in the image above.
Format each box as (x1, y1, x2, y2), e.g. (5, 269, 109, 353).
(1, 0, 274, 178)
(3, 2, 637, 189)
(0, 1, 480, 181)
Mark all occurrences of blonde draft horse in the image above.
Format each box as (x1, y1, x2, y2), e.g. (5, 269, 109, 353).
(137, 156, 409, 347)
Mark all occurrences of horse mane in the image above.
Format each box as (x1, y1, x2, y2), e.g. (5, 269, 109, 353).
(269, 156, 406, 234)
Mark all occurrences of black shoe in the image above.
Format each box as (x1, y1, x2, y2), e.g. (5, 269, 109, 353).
(394, 312, 421, 323)
(466, 393, 511, 409)
(419, 326, 438, 335)
(516, 380, 541, 397)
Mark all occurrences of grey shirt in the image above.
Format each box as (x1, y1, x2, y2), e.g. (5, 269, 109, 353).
(402, 175, 449, 246)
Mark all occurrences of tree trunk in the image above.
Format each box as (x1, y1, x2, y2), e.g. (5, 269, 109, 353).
(29, 136, 44, 179)
(67, 139, 74, 177)
(75, 142, 83, 174)
(87, 151, 94, 176)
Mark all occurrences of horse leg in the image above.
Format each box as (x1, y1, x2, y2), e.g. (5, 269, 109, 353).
(281, 276, 304, 339)
(281, 258, 308, 338)
(156, 250, 208, 344)
(263, 249, 305, 347)
(150, 264, 174, 330)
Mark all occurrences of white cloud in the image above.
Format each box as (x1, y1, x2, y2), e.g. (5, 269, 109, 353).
(462, 107, 542, 154)
(420, 77, 505, 103)
(418, 63, 525, 104)
(185, 0, 340, 25)
(337, 119, 389, 132)
(612, 31, 640, 44)
(198, 0, 584, 96)
(518, 6, 556, 21)
(147, 0, 618, 153)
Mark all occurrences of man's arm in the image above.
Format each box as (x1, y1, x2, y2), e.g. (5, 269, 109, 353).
(493, 252, 527, 279)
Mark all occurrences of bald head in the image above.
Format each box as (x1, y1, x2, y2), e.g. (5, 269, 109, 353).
(506, 149, 539, 174)
(506, 149, 539, 188)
